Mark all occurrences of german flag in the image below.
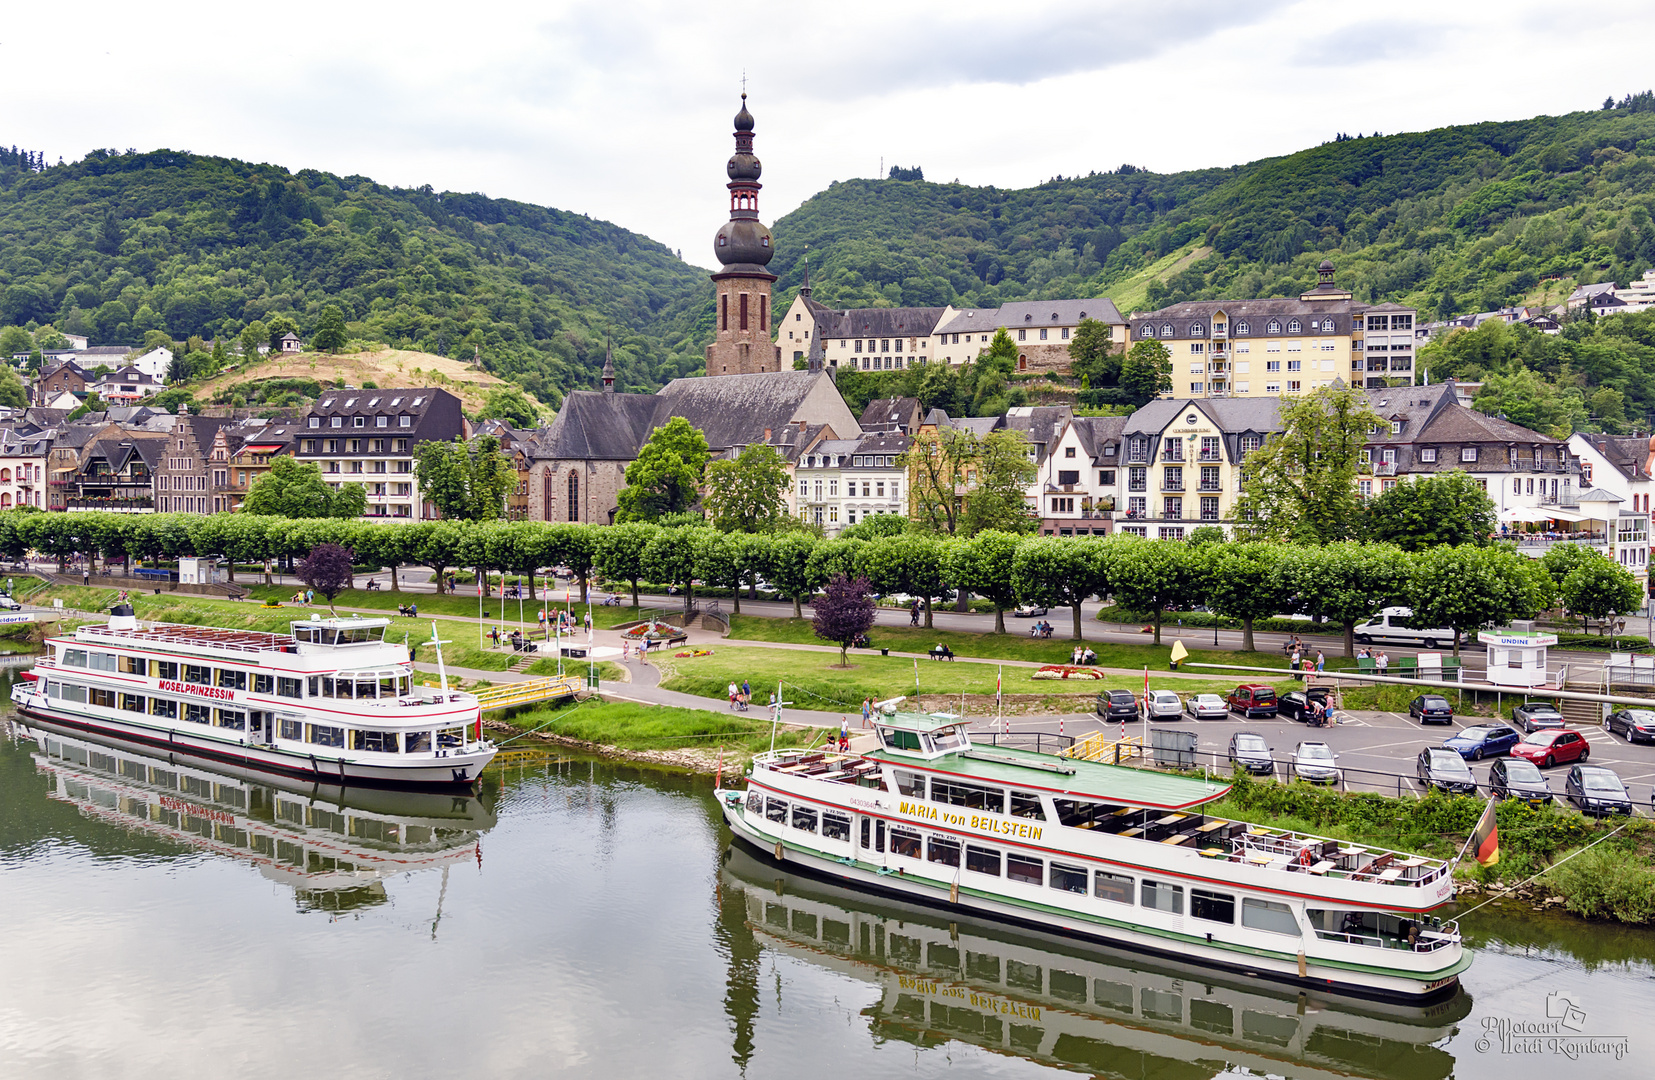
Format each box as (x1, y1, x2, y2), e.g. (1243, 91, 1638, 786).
(1471, 797, 1499, 866)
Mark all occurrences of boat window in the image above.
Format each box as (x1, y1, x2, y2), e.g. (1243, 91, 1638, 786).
(893, 770, 925, 798)
(436, 727, 464, 749)
(278, 717, 302, 740)
(890, 825, 921, 857)
(119, 655, 144, 675)
(1007, 854, 1043, 886)
(1050, 969, 1087, 1004)
(1191, 889, 1235, 924)
(57, 682, 87, 703)
(765, 797, 789, 824)
(405, 730, 432, 753)
(217, 669, 247, 690)
(352, 730, 400, 753)
(745, 791, 762, 814)
(880, 727, 923, 751)
(927, 835, 961, 867)
(821, 811, 851, 841)
(306, 724, 345, 747)
(1053, 798, 1118, 828)
(379, 675, 397, 697)
(306, 677, 320, 698)
(1094, 871, 1134, 904)
(398, 675, 412, 697)
(186, 703, 211, 724)
(929, 727, 967, 752)
(792, 805, 819, 833)
(184, 664, 211, 685)
(120, 693, 145, 713)
(251, 674, 273, 694)
(932, 778, 1006, 814)
(88, 652, 116, 672)
(1005, 960, 1043, 994)
(1050, 862, 1087, 894)
(1242, 898, 1300, 935)
(150, 660, 178, 680)
(294, 626, 317, 644)
(217, 709, 246, 730)
(963, 952, 999, 982)
(150, 698, 178, 719)
(63, 648, 87, 667)
(965, 845, 1001, 876)
(1010, 790, 1046, 819)
(1141, 879, 1184, 914)
(90, 688, 115, 708)
(277, 677, 302, 699)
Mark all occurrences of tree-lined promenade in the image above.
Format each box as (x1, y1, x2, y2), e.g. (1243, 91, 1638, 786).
(0, 509, 1638, 658)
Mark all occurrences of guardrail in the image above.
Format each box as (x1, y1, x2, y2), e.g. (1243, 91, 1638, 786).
(1062, 731, 1146, 764)
(976, 731, 1075, 755)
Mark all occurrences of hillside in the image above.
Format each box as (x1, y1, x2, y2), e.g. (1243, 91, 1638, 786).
(194, 347, 548, 416)
(0, 148, 712, 401)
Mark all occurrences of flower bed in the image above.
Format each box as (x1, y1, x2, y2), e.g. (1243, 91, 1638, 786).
(674, 648, 714, 658)
(1030, 664, 1104, 681)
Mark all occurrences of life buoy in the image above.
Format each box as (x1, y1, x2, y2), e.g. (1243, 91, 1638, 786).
(1298, 846, 1314, 867)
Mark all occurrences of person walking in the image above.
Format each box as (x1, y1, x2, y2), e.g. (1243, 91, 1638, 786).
(1376, 651, 1389, 676)
(909, 601, 920, 627)
(741, 679, 751, 703)
(728, 682, 739, 710)
(306, 588, 314, 604)
(583, 610, 592, 633)
(862, 697, 872, 728)
(1315, 650, 1325, 674)
(838, 716, 849, 752)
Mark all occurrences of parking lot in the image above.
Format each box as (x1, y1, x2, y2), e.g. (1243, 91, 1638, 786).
(978, 700, 1655, 814)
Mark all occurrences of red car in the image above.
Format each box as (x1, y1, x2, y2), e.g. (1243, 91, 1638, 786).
(1511, 728, 1590, 769)
(1227, 684, 1278, 718)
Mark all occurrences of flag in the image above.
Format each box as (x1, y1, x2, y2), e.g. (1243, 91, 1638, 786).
(1471, 798, 1499, 866)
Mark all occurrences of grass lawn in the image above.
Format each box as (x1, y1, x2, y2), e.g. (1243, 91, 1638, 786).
(494, 698, 819, 756)
(655, 645, 1249, 712)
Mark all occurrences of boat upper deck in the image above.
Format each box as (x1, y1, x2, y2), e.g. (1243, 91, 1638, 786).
(79, 622, 298, 655)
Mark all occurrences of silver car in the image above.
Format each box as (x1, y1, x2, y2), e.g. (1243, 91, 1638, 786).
(1291, 741, 1340, 784)
(1145, 690, 1183, 721)
(1184, 693, 1228, 721)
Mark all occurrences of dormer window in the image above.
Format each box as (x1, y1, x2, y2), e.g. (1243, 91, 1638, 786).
(1140, 325, 1154, 338)
(1390, 422, 1401, 436)
(1160, 324, 1173, 337)
(330, 417, 342, 428)
(1190, 323, 1205, 337)
(1266, 320, 1281, 334)
(1287, 320, 1302, 334)
(1235, 321, 1249, 334)
(1420, 447, 1437, 462)
(1461, 447, 1477, 462)
(1321, 319, 1336, 332)
(354, 416, 365, 428)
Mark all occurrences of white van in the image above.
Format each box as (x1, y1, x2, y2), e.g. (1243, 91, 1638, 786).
(1352, 606, 1462, 649)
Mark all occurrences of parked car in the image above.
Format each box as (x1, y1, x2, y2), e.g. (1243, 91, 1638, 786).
(0, 594, 20, 611)
(1604, 708, 1655, 744)
(1564, 765, 1634, 817)
(1408, 694, 1454, 725)
(1145, 689, 1183, 721)
(1291, 741, 1340, 784)
(1512, 702, 1565, 733)
(1442, 724, 1522, 761)
(1184, 693, 1228, 721)
(1277, 687, 1333, 724)
(1095, 689, 1139, 721)
(1227, 684, 1278, 718)
(1012, 603, 1047, 618)
(1512, 728, 1590, 769)
(1417, 748, 1479, 795)
(1489, 758, 1553, 806)
(1351, 606, 1461, 649)
(1228, 732, 1275, 776)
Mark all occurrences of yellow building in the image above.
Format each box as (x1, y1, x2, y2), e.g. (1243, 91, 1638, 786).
(1115, 398, 1283, 538)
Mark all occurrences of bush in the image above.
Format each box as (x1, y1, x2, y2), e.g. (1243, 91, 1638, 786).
(1545, 845, 1655, 922)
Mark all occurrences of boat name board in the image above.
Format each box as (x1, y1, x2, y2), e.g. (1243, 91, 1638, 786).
(158, 680, 237, 701)
(158, 794, 236, 826)
(897, 800, 1043, 841)
(895, 975, 1043, 1021)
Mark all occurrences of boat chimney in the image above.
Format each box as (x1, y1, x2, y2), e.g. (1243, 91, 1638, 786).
(108, 603, 137, 631)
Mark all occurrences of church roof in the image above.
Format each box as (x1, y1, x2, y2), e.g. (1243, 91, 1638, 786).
(657, 370, 839, 451)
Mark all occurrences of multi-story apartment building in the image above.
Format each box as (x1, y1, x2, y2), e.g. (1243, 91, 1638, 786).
(156, 415, 232, 515)
(61, 430, 164, 513)
(0, 427, 49, 510)
(1036, 414, 1125, 536)
(293, 388, 466, 520)
(1115, 399, 1283, 538)
(792, 430, 912, 535)
(210, 418, 296, 513)
(1128, 262, 1417, 399)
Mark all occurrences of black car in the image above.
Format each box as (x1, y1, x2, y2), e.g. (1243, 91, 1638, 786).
(1564, 765, 1634, 817)
(1604, 708, 1655, 744)
(1095, 689, 1138, 721)
(1417, 748, 1478, 795)
(1278, 687, 1333, 724)
(1408, 695, 1454, 725)
(1228, 732, 1275, 776)
(1512, 701, 1565, 733)
(1489, 758, 1552, 806)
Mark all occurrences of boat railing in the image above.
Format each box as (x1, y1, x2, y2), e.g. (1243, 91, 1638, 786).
(1313, 927, 1459, 953)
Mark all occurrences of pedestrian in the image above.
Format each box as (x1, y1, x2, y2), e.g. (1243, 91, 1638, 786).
(622, 639, 631, 662)
(583, 610, 592, 633)
(838, 716, 849, 752)
(1289, 646, 1301, 671)
(306, 588, 314, 604)
(409, 602, 418, 618)
(728, 681, 739, 710)
(742, 679, 751, 702)
(1376, 651, 1388, 675)
(1315, 650, 1325, 673)
(909, 600, 919, 627)
(83, 568, 89, 587)
(862, 697, 872, 728)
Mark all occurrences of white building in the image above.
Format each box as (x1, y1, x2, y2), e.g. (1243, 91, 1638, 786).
(793, 431, 909, 534)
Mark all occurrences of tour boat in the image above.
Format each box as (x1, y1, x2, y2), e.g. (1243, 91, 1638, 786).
(722, 845, 1468, 1080)
(10, 605, 495, 787)
(716, 712, 1469, 1004)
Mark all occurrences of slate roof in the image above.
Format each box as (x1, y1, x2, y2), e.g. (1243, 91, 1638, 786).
(1569, 282, 1618, 302)
(1130, 297, 1373, 338)
(1002, 405, 1073, 452)
(1069, 415, 1126, 464)
(935, 298, 1124, 337)
(813, 306, 947, 340)
(656, 370, 847, 451)
(1578, 434, 1653, 482)
(859, 396, 922, 432)
(538, 390, 664, 460)
(852, 431, 911, 460)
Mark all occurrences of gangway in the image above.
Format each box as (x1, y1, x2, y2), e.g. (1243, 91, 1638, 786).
(1062, 732, 1146, 765)
(473, 675, 582, 713)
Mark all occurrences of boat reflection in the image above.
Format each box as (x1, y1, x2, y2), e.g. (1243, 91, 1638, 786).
(721, 845, 1469, 1080)
(17, 719, 495, 913)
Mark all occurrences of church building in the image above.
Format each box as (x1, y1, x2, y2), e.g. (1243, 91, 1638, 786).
(705, 94, 782, 376)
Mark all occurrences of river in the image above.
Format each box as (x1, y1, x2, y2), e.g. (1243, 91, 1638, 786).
(1, 672, 1651, 1078)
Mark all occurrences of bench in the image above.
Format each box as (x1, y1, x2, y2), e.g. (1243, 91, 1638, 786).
(1162, 833, 1191, 846)
(1357, 658, 1377, 674)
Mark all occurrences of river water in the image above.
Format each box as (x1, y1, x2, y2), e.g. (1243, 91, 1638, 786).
(2, 679, 1651, 1078)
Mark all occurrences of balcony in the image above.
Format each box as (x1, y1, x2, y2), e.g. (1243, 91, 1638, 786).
(1198, 481, 1222, 492)
(1161, 482, 1185, 492)
(1374, 462, 1397, 476)
(1127, 482, 1147, 493)
(1198, 450, 1222, 462)
(1538, 492, 1580, 508)
(66, 496, 153, 511)
(1161, 453, 1185, 464)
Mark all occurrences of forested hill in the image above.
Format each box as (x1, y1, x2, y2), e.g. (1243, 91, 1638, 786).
(0, 148, 712, 400)
(767, 98, 1655, 320)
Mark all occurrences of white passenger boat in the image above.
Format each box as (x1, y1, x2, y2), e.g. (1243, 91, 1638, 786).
(10, 605, 495, 787)
(716, 711, 1469, 1004)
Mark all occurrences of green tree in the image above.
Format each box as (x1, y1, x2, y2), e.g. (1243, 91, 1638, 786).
(1363, 471, 1497, 550)
(962, 430, 1038, 536)
(1012, 537, 1105, 640)
(1539, 543, 1600, 592)
(410, 520, 469, 595)
(1236, 385, 1380, 543)
(1407, 546, 1552, 657)
(1119, 339, 1172, 405)
(240, 320, 268, 359)
(642, 526, 707, 618)
(0, 326, 31, 357)
(766, 532, 819, 618)
(1104, 538, 1204, 645)
(903, 427, 976, 535)
(858, 534, 946, 628)
(838, 514, 908, 541)
(413, 435, 515, 522)
(0, 366, 27, 409)
(311, 304, 348, 352)
(1560, 554, 1644, 633)
(703, 443, 789, 533)
(616, 417, 710, 522)
(594, 522, 659, 607)
(544, 522, 597, 603)
(241, 457, 364, 519)
(944, 530, 1022, 633)
(1279, 541, 1411, 657)
(476, 385, 542, 429)
(1067, 317, 1119, 387)
(1205, 543, 1290, 652)
(266, 314, 299, 351)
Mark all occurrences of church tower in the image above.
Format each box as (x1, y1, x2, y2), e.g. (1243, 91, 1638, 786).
(705, 93, 782, 376)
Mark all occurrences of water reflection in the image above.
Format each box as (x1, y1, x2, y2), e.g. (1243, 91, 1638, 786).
(12, 718, 495, 913)
(720, 844, 1469, 1080)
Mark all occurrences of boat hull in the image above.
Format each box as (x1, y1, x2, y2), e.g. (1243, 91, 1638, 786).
(719, 793, 1467, 1005)
(13, 703, 494, 789)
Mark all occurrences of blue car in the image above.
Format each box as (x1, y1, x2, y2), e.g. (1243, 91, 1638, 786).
(1443, 723, 1522, 761)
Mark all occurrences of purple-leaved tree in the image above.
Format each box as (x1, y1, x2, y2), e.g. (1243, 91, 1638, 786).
(298, 543, 356, 614)
(812, 573, 876, 668)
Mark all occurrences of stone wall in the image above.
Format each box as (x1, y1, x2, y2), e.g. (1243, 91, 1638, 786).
(528, 459, 628, 525)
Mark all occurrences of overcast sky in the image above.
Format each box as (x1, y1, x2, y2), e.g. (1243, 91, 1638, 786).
(6, 0, 1655, 270)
